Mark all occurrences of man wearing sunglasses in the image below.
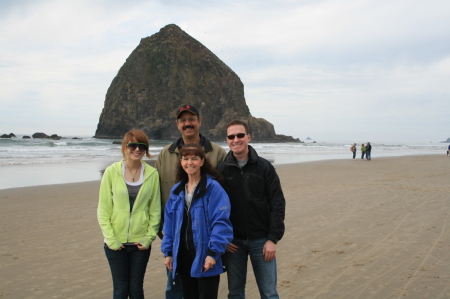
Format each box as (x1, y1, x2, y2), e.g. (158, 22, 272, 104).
(155, 104, 227, 299)
(217, 119, 286, 299)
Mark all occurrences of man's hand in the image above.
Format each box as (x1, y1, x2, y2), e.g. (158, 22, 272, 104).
(226, 242, 238, 253)
(262, 240, 276, 262)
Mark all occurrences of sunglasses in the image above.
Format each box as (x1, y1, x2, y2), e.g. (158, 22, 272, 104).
(126, 142, 148, 151)
(226, 133, 247, 140)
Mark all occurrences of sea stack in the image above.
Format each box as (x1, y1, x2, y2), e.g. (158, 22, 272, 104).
(95, 24, 299, 142)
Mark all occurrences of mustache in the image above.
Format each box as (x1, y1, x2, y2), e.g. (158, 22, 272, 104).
(183, 125, 194, 130)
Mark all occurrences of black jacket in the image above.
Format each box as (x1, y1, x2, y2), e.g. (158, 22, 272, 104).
(217, 145, 285, 244)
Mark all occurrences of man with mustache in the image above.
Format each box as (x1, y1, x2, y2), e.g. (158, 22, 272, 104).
(155, 104, 227, 299)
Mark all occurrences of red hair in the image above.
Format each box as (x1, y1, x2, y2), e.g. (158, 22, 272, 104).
(121, 130, 152, 159)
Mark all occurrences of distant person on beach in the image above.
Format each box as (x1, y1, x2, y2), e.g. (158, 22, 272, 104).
(97, 130, 161, 299)
(161, 144, 233, 299)
(366, 142, 372, 160)
(447, 144, 450, 156)
(361, 143, 366, 159)
(350, 143, 357, 159)
(217, 120, 286, 299)
(155, 105, 227, 298)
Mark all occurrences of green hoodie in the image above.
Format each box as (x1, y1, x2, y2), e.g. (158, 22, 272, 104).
(98, 161, 161, 250)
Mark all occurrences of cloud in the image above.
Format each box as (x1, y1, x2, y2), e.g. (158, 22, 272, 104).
(0, 0, 449, 141)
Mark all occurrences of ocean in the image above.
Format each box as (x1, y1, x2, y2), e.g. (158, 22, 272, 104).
(0, 136, 447, 190)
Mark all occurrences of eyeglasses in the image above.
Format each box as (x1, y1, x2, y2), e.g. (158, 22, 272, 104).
(226, 133, 247, 140)
(127, 142, 148, 151)
(178, 117, 198, 124)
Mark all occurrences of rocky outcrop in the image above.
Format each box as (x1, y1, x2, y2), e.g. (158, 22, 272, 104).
(95, 24, 299, 142)
(23, 136, 31, 139)
(440, 138, 450, 143)
(32, 133, 62, 140)
(1, 133, 15, 138)
(32, 132, 50, 138)
(50, 134, 62, 140)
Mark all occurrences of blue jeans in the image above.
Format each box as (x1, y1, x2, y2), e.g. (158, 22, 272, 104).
(166, 267, 183, 299)
(226, 238, 279, 299)
(366, 151, 371, 160)
(104, 244, 151, 299)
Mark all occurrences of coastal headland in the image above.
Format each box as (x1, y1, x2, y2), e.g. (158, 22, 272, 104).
(1, 155, 449, 298)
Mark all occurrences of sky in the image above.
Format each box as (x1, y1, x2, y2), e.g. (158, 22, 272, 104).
(1, 0, 449, 143)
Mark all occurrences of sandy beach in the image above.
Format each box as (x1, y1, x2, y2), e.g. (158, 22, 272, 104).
(1, 155, 449, 298)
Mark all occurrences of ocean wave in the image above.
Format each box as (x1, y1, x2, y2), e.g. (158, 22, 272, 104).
(0, 138, 447, 166)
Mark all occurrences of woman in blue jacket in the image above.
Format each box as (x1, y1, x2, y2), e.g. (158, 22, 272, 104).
(161, 144, 233, 299)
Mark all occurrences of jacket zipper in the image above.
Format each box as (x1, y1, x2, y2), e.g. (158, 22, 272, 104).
(184, 186, 197, 251)
(127, 211, 133, 243)
(241, 168, 250, 241)
(185, 204, 191, 250)
(123, 163, 147, 244)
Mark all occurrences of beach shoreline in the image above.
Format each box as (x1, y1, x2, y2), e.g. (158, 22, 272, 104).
(0, 152, 444, 190)
(1, 155, 449, 298)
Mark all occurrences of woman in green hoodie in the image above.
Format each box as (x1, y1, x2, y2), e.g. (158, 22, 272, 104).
(98, 130, 161, 299)
(361, 143, 367, 159)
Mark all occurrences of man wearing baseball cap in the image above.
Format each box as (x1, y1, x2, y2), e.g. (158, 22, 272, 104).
(155, 104, 227, 298)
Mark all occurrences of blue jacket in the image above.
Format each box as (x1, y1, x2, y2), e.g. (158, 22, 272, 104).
(161, 175, 233, 278)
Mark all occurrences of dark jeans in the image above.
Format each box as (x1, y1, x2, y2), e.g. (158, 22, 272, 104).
(352, 151, 356, 159)
(104, 244, 151, 299)
(177, 247, 220, 299)
(366, 151, 371, 160)
(361, 152, 366, 159)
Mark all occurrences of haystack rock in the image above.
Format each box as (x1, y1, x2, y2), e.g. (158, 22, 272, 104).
(95, 24, 299, 142)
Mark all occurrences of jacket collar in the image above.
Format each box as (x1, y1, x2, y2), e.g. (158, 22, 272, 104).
(173, 174, 208, 198)
(168, 134, 213, 153)
(224, 145, 258, 165)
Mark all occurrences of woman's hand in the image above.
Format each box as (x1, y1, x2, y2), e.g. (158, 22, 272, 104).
(134, 243, 147, 250)
(203, 256, 216, 272)
(165, 257, 173, 272)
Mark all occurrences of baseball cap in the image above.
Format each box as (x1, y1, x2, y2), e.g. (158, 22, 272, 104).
(176, 105, 200, 118)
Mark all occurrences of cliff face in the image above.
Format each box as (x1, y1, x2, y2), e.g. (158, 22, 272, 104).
(95, 24, 299, 142)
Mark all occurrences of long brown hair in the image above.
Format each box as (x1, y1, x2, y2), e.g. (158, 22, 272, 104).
(176, 143, 224, 185)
